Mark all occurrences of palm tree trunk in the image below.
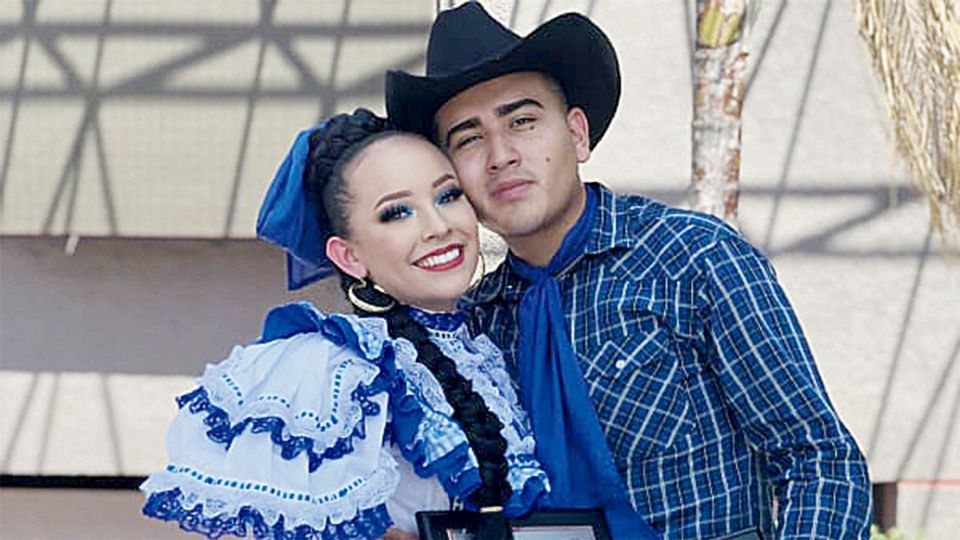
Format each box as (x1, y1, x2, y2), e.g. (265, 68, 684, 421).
(691, 0, 759, 228)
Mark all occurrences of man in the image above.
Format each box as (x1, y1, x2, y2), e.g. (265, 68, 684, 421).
(385, 3, 871, 539)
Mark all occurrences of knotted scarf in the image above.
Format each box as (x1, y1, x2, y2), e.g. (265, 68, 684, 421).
(508, 185, 659, 539)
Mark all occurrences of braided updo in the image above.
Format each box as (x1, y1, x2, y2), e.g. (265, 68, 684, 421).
(302, 108, 393, 239)
(302, 108, 513, 509)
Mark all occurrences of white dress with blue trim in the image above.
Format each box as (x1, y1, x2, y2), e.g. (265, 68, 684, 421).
(141, 303, 549, 539)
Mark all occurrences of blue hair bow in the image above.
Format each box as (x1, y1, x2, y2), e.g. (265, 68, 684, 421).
(256, 123, 333, 290)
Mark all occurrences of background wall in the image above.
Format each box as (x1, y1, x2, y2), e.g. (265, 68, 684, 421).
(2, 1, 957, 538)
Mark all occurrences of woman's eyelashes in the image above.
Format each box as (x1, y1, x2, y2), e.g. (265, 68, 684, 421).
(378, 204, 412, 223)
(437, 186, 464, 205)
(377, 187, 462, 223)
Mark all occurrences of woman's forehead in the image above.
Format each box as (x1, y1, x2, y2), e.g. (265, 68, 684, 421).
(346, 135, 454, 194)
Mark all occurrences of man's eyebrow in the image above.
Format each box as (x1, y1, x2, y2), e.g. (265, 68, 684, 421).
(495, 97, 543, 117)
(444, 118, 478, 149)
(442, 98, 544, 148)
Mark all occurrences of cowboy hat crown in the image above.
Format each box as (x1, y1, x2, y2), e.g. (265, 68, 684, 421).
(386, 2, 620, 148)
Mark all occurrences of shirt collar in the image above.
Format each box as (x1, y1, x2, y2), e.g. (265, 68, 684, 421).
(406, 306, 466, 332)
(465, 182, 652, 305)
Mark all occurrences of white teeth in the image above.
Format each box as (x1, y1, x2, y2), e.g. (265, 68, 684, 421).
(418, 247, 461, 268)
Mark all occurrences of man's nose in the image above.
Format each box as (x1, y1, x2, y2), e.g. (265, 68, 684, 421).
(486, 132, 520, 174)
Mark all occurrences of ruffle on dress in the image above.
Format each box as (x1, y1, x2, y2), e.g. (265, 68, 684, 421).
(142, 304, 551, 539)
(403, 307, 551, 517)
(141, 307, 481, 539)
(389, 338, 482, 500)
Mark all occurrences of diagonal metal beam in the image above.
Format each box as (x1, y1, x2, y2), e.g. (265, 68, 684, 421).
(893, 334, 960, 478)
(0, 0, 39, 207)
(866, 225, 934, 456)
(222, 0, 277, 237)
(743, 0, 787, 100)
(91, 115, 118, 234)
(919, 349, 960, 529)
(0, 21, 429, 43)
(761, 0, 832, 253)
(316, 0, 352, 121)
(40, 0, 113, 234)
(105, 33, 253, 97)
(771, 185, 919, 256)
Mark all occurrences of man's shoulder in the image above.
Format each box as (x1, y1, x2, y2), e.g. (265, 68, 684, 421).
(461, 262, 511, 312)
(605, 190, 741, 267)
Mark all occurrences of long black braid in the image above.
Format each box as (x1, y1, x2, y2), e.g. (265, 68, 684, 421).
(302, 109, 512, 508)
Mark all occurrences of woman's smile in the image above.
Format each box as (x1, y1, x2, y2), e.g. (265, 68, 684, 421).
(414, 244, 464, 271)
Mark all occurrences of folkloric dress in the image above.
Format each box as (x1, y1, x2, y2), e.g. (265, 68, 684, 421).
(141, 303, 549, 539)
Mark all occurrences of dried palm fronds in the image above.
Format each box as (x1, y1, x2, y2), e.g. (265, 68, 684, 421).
(857, 0, 960, 241)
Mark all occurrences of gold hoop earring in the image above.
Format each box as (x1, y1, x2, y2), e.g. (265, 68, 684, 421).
(347, 279, 395, 313)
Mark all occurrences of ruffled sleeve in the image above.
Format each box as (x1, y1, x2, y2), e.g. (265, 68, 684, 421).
(141, 307, 403, 539)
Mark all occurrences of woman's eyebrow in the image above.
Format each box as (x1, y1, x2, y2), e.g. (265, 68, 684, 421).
(374, 174, 455, 208)
(374, 190, 411, 208)
(433, 173, 456, 187)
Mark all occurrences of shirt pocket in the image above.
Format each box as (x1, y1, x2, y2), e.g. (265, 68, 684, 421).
(583, 323, 695, 464)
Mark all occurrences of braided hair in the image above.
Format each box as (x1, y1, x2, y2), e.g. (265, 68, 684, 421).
(302, 109, 512, 508)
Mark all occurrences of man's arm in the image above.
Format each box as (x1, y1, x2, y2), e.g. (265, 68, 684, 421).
(700, 234, 872, 538)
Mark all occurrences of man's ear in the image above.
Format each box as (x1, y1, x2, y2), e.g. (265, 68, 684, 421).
(326, 236, 367, 280)
(566, 107, 591, 163)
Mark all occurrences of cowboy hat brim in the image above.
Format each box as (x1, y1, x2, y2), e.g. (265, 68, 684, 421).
(386, 13, 620, 149)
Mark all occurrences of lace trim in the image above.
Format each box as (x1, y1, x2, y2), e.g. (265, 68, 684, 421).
(181, 315, 402, 473)
(467, 334, 531, 426)
(387, 340, 482, 501)
(393, 340, 453, 415)
(425, 329, 550, 516)
(143, 488, 392, 540)
(141, 447, 399, 538)
(178, 386, 383, 473)
(503, 458, 551, 517)
(429, 333, 535, 456)
(406, 307, 466, 332)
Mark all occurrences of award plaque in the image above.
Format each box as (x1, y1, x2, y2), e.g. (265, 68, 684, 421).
(416, 509, 611, 540)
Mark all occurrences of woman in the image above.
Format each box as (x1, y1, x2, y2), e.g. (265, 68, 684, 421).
(140, 109, 550, 539)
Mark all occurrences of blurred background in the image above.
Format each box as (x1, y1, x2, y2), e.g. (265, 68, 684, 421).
(1, 1, 957, 538)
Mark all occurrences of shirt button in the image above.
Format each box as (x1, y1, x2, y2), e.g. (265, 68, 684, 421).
(615, 360, 627, 370)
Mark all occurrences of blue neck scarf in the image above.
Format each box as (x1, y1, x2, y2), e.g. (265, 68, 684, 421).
(507, 185, 659, 540)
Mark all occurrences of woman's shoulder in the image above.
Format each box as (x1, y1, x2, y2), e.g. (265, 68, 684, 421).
(187, 304, 401, 452)
(259, 301, 390, 351)
(197, 303, 393, 389)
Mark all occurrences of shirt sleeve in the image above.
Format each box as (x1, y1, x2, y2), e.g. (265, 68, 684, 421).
(700, 235, 872, 539)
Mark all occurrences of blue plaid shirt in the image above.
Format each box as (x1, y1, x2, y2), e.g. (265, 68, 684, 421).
(462, 184, 871, 539)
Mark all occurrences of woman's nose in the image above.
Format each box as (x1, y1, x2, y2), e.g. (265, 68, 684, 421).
(420, 207, 452, 240)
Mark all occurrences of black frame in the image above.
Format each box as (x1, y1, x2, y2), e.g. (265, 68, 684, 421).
(416, 509, 611, 540)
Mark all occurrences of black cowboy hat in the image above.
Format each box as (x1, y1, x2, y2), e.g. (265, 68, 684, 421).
(385, 2, 620, 149)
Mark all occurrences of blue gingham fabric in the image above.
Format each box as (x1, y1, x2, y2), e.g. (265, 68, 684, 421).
(462, 183, 872, 539)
